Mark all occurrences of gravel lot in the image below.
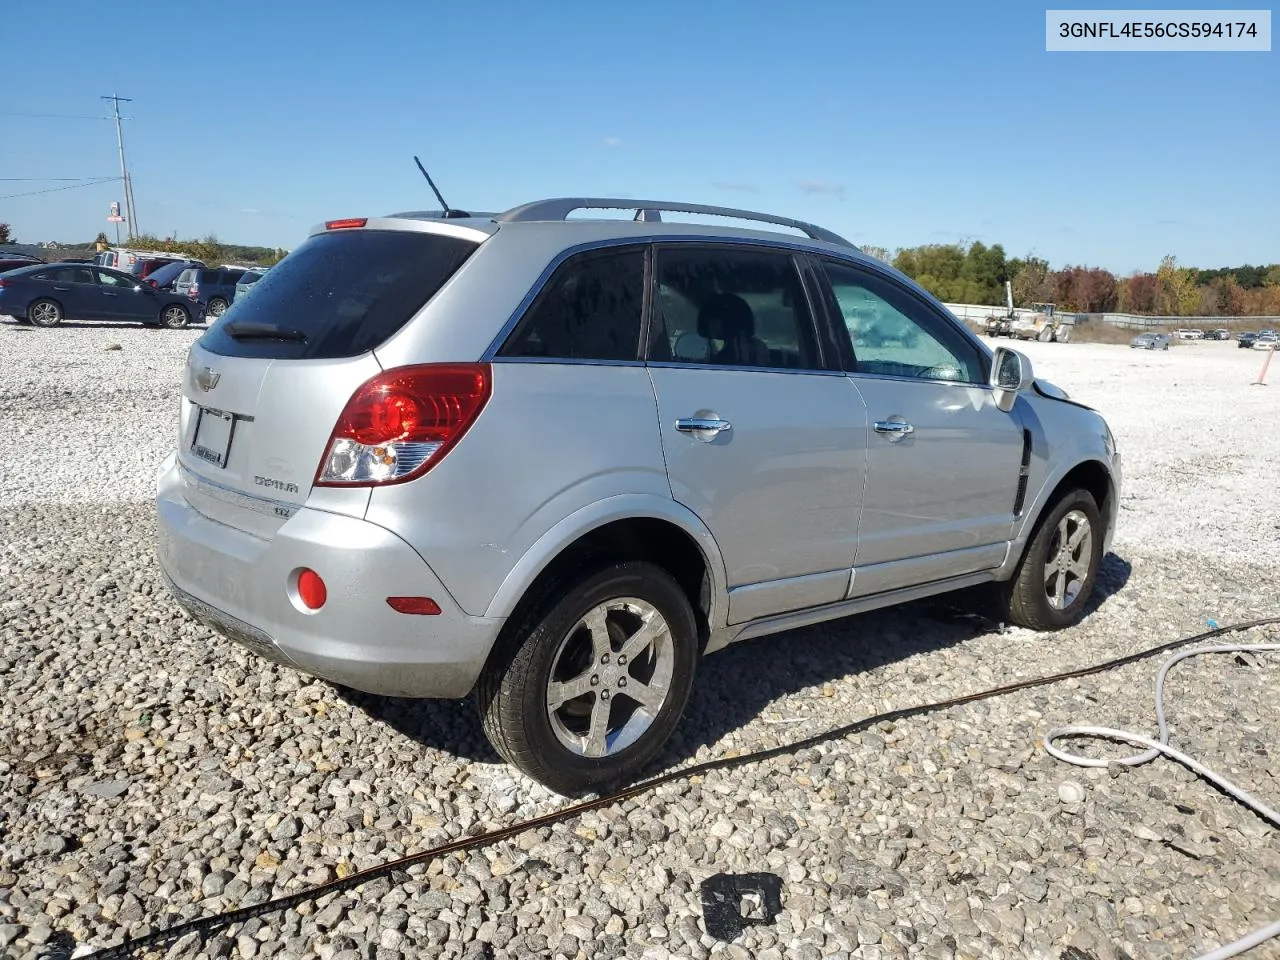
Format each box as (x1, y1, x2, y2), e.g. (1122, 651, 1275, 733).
(0, 321, 1276, 960)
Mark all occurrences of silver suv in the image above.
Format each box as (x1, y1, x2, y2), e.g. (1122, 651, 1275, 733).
(155, 198, 1121, 794)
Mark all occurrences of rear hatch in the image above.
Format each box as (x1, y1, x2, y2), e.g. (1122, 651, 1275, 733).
(175, 224, 482, 539)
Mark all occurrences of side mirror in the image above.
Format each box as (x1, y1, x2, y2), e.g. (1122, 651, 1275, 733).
(991, 346, 1033, 412)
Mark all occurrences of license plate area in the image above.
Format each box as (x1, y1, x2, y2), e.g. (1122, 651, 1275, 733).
(191, 407, 237, 468)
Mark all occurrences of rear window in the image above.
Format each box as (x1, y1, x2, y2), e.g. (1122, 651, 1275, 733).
(197, 229, 479, 360)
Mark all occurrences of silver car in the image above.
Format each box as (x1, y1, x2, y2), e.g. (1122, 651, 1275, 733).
(155, 198, 1122, 794)
(1130, 332, 1171, 350)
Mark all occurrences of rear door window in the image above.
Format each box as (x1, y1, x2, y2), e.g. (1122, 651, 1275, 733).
(648, 246, 822, 370)
(198, 228, 479, 360)
(47, 266, 96, 285)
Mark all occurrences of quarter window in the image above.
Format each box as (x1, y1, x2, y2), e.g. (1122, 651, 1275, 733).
(821, 260, 983, 383)
(499, 247, 645, 361)
(649, 247, 819, 370)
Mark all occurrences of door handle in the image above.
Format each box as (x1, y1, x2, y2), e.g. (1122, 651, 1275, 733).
(102, 291, 118, 296)
(676, 417, 732, 437)
(873, 419, 915, 439)
(53, 286, 71, 291)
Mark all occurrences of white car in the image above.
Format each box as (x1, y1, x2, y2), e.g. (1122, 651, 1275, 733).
(1253, 335, 1278, 350)
(1174, 328, 1204, 340)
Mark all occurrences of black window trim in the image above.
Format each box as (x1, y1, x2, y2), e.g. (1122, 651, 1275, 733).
(809, 254, 993, 385)
(481, 234, 854, 367)
(493, 242, 650, 366)
(642, 240, 841, 375)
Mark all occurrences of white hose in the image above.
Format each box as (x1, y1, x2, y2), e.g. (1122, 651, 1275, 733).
(1044, 642, 1279, 960)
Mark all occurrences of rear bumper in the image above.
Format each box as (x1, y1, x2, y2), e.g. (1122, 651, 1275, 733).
(155, 454, 504, 698)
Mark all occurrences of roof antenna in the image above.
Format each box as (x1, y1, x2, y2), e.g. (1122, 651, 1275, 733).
(414, 156, 470, 218)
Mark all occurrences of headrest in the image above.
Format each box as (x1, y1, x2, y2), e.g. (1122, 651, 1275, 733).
(697, 293, 754, 340)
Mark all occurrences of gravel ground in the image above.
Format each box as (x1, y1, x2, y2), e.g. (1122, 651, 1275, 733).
(0, 321, 1276, 960)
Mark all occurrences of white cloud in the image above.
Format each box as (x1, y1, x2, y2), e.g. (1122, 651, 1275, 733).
(601, 136, 622, 148)
(797, 180, 845, 196)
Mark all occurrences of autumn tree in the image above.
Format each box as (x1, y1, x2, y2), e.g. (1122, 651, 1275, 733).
(1155, 255, 1199, 316)
(1011, 256, 1054, 307)
(1118, 272, 1158, 313)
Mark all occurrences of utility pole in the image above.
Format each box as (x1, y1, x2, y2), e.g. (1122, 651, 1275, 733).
(102, 94, 139, 240)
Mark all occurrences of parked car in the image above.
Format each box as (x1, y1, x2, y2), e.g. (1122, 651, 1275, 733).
(95, 247, 192, 274)
(1174, 328, 1204, 340)
(1253, 334, 1278, 350)
(130, 256, 193, 281)
(145, 259, 204, 292)
(233, 268, 269, 303)
(173, 266, 250, 319)
(0, 252, 45, 273)
(155, 198, 1122, 794)
(1238, 332, 1259, 348)
(1130, 332, 1171, 350)
(1201, 328, 1230, 341)
(0, 262, 200, 328)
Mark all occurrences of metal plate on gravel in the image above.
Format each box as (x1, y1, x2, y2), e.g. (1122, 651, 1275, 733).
(191, 407, 235, 468)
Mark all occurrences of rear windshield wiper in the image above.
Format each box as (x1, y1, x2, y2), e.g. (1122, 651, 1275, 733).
(224, 321, 308, 342)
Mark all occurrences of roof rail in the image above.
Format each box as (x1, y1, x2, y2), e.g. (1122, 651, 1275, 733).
(494, 198, 854, 247)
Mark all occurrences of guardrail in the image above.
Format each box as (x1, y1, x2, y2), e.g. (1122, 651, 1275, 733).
(942, 302, 1280, 330)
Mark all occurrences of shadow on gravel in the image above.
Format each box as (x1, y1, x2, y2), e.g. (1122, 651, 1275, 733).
(332, 688, 502, 763)
(1088, 552, 1133, 612)
(332, 553, 1133, 773)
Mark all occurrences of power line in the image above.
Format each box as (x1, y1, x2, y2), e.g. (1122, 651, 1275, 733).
(0, 111, 122, 120)
(0, 177, 120, 200)
(0, 177, 117, 182)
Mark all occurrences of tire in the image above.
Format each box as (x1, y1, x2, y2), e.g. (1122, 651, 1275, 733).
(476, 560, 698, 795)
(207, 298, 229, 318)
(28, 299, 62, 327)
(159, 304, 190, 329)
(999, 489, 1104, 631)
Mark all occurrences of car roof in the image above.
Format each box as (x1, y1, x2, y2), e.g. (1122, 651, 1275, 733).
(312, 197, 858, 253)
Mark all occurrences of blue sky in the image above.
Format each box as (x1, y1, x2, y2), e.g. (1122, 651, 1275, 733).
(1, 0, 1275, 273)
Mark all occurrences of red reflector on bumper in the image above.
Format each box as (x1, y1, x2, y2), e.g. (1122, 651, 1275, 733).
(297, 569, 327, 610)
(387, 596, 441, 615)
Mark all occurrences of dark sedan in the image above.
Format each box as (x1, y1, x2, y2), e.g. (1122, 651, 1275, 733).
(0, 262, 202, 328)
(0, 252, 45, 273)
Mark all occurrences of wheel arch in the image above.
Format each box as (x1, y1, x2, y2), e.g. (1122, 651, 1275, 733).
(482, 495, 729, 646)
(1005, 457, 1116, 577)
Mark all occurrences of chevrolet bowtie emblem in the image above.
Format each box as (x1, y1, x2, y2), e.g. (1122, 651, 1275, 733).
(195, 367, 221, 391)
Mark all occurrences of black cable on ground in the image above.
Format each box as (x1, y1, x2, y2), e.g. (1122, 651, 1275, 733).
(73, 615, 1280, 959)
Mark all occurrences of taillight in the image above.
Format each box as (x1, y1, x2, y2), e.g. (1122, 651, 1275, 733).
(315, 364, 491, 487)
(326, 218, 368, 230)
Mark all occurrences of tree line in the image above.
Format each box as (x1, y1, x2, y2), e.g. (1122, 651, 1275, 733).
(99, 232, 286, 267)
(859, 241, 1280, 317)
